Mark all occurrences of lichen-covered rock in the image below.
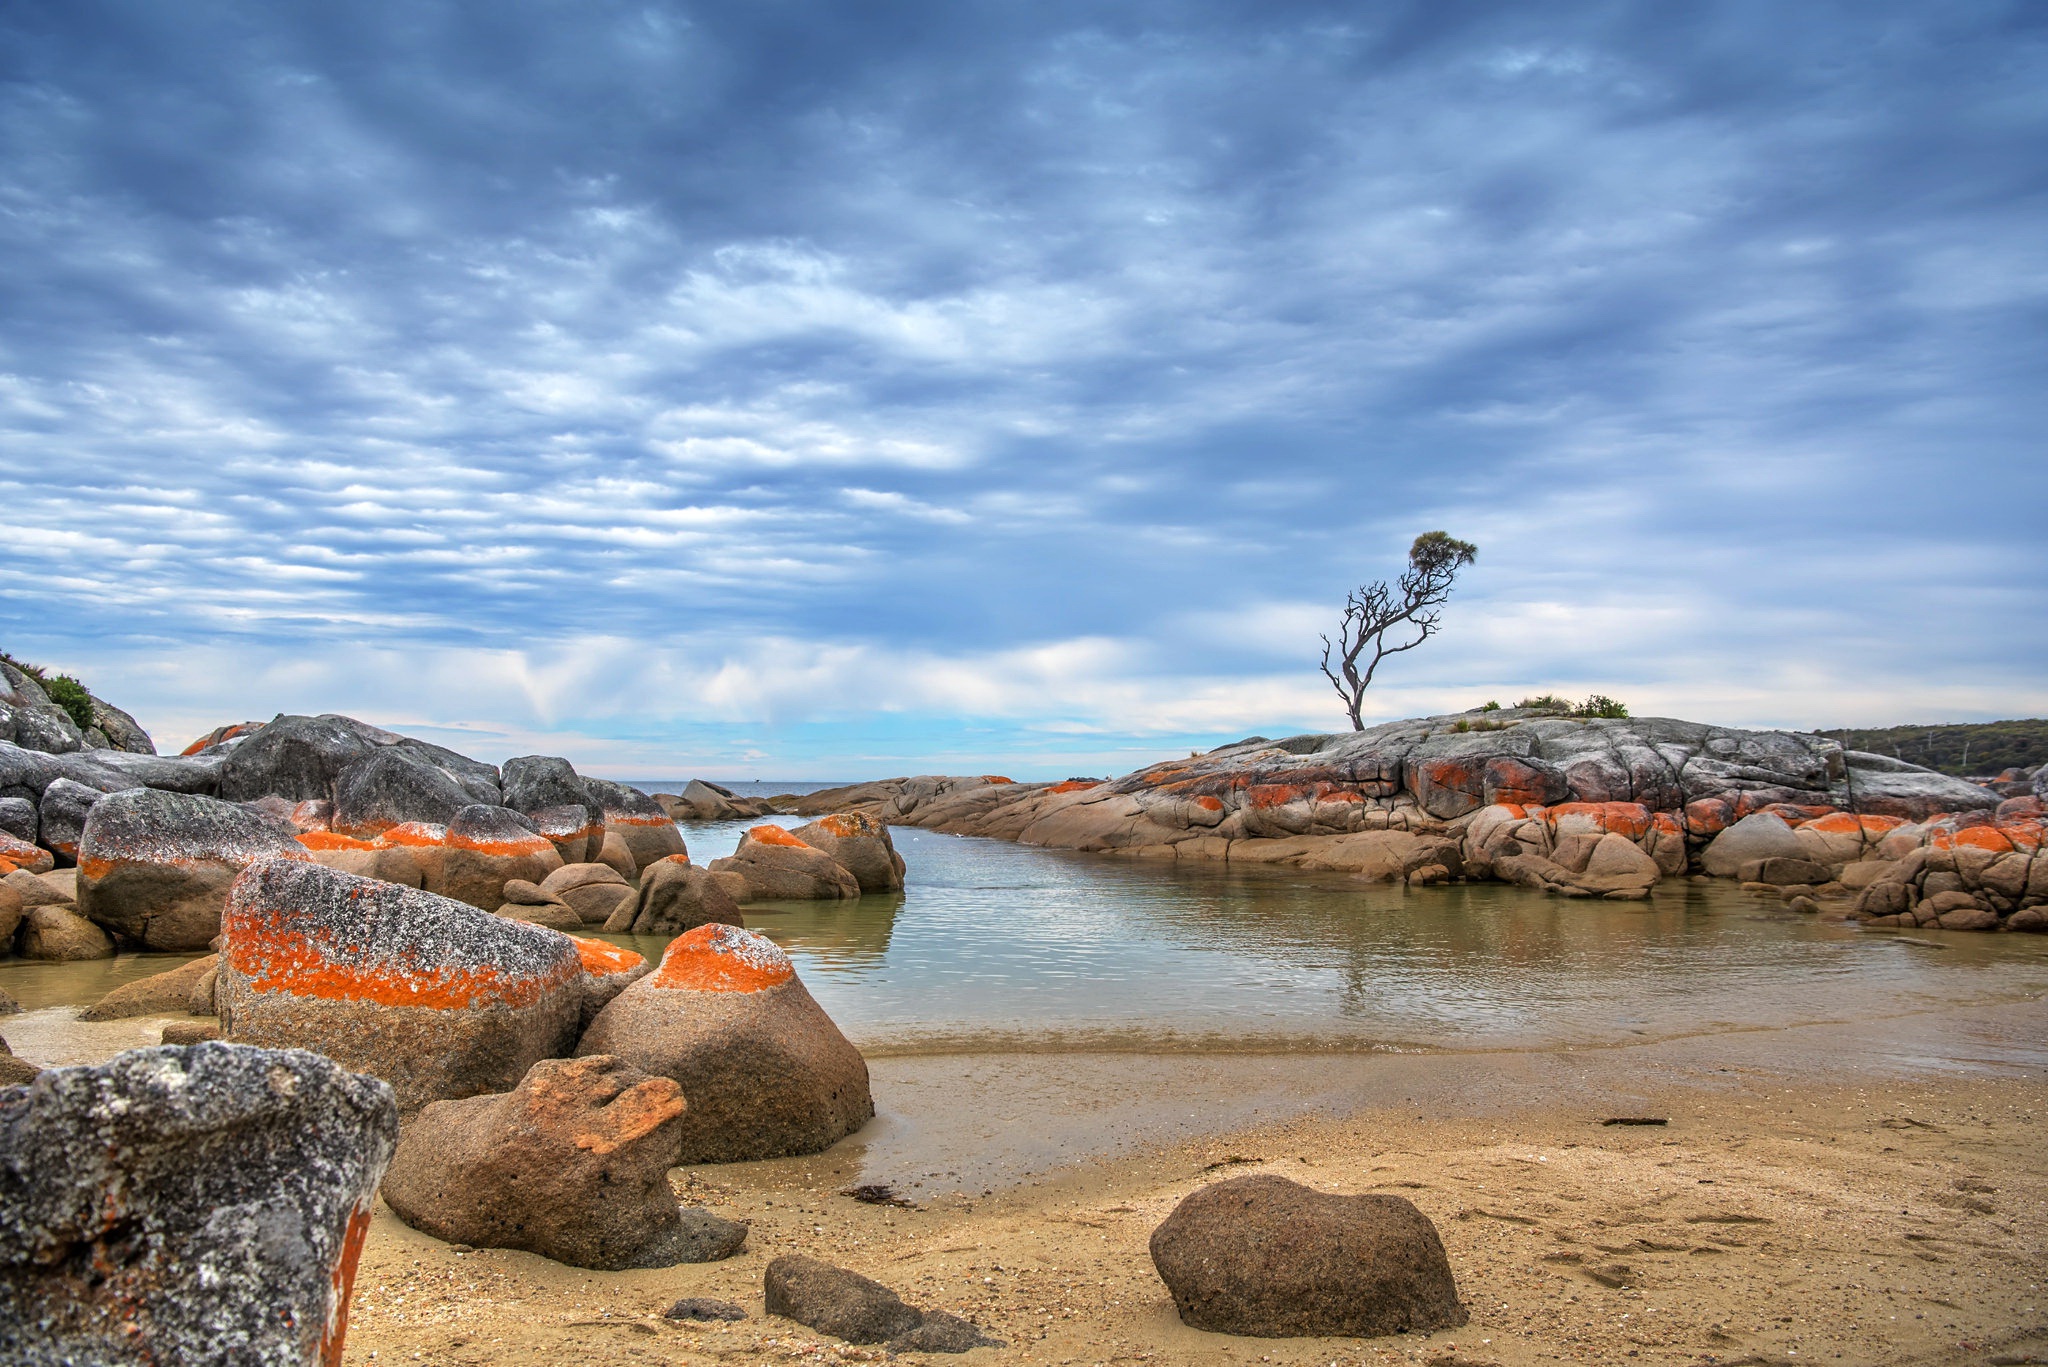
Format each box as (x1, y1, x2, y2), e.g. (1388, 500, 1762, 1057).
(540, 862, 635, 925)
(501, 756, 605, 864)
(35, 777, 105, 862)
(438, 804, 565, 910)
(0, 1042, 397, 1366)
(215, 713, 381, 803)
(792, 812, 905, 893)
(610, 855, 744, 935)
(330, 746, 473, 837)
(79, 955, 219, 1021)
(76, 788, 309, 950)
(571, 936, 651, 1026)
(216, 860, 584, 1110)
(380, 1054, 716, 1270)
(1149, 1174, 1467, 1338)
(19, 904, 114, 960)
(576, 923, 872, 1162)
(586, 777, 689, 870)
(294, 830, 425, 887)
(709, 825, 860, 901)
(0, 796, 33, 844)
(0, 831, 54, 877)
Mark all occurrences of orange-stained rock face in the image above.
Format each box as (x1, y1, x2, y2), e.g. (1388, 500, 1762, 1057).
(447, 827, 556, 857)
(1684, 798, 1733, 836)
(1800, 812, 1904, 836)
(570, 935, 646, 977)
(649, 923, 796, 994)
(605, 813, 672, 828)
(321, 1200, 376, 1367)
(297, 831, 379, 852)
(375, 822, 447, 849)
(744, 824, 809, 850)
(1194, 795, 1226, 813)
(1049, 780, 1101, 795)
(1928, 821, 2042, 854)
(981, 775, 1014, 785)
(1247, 782, 1313, 809)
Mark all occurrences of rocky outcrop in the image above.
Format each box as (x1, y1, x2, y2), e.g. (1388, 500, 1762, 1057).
(541, 862, 636, 926)
(439, 804, 564, 910)
(77, 789, 309, 950)
(587, 777, 688, 869)
(379, 1054, 723, 1270)
(1149, 1174, 1466, 1338)
(576, 923, 872, 1162)
(709, 825, 861, 901)
(0, 1042, 396, 1366)
(1851, 813, 2047, 931)
(216, 860, 584, 1110)
(501, 755, 605, 864)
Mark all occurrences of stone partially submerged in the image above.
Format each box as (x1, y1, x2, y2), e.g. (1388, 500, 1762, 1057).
(216, 859, 584, 1110)
(0, 1042, 397, 1366)
(709, 825, 860, 902)
(792, 812, 905, 893)
(576, 923, 873, 1162)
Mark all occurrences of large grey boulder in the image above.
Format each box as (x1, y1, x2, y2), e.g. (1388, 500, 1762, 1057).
(0, 1042, 397, 1366)
(1841, 751, 2001, 820)
(215, 714, 380, 803)
(78, 789, 309, 950)
(87, 695, 155, 754)
(501, 756, 604, 863)
(1149, 1174, 1467, 1338)
(34, 777, 104, 862)
(84, 749, 223, 794)
(586, 777, 688, 869)
(330, 746, 473, 837)
(1699, 812, 1807, 877)
(0, 797, 33, 844)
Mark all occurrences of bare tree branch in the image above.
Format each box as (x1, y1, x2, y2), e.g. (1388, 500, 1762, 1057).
(1321, 531, 1477, 730)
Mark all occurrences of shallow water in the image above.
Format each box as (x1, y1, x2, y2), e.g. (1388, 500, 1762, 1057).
(7, 819, 2046, 1066)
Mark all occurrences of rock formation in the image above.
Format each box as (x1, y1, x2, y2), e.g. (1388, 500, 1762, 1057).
(77, 789, 310, 950)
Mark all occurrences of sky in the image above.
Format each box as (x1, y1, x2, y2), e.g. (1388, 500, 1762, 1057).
(2, 1, 2044, 781)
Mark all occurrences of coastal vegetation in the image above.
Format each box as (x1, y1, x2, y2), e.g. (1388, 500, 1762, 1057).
(1816, 718, 2048, 776)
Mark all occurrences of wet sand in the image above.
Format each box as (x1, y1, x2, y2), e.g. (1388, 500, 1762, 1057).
(339, 995, 2048, 1366)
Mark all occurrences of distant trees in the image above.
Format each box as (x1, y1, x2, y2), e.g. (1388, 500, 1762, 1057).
(1319, 532, 1477, 731)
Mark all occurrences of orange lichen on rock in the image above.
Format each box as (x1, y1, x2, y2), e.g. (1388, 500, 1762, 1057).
(1048, 780, 1101, 795)
(1544, 802, 1653, 840)
(981, 775, 1014, 785)
(569, 1074, 687, 1156)
(1193, 795, 1226, 813)
(447, 827, 555, 857)
(649, 923, 796, 994)
(744, 824, 810, 849)
(1684, 797, 1733, 835)
(570, 935, 646, 977)
(375, 822, 447, 849)
(605, 813, 673, 828)
(297, 831, 379, 852)
(1930, 821, 2042, 854)
(1247, 782, 1313, 809)
(223, 911, 577, 1011)
(1800, 812, 1904, 836)
(321, 1200, 376, 1367)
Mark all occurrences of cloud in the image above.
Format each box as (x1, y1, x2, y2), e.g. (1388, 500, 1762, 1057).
(1, 0, 2043, 776)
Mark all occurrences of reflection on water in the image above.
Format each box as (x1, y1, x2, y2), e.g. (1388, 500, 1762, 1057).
(8, 818, 2047, 1062)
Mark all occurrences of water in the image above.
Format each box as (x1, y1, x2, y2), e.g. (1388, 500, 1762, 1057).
(8, 820, 2046, 1062)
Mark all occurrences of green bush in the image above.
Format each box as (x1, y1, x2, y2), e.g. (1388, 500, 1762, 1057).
(1479, 700, 1501, 712)
(1571, 694, 1630, 719)
(45, 674, 96, 732)
(1516, 693, 1569, 711)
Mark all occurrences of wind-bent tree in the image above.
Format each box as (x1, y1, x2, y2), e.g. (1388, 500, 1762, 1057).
(1319, 531, 1478, 731)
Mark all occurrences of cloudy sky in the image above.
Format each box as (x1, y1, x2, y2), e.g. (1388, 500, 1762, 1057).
(3, 1, 2043, 780)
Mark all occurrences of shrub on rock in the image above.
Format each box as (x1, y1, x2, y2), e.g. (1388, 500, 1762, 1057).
(708, 825, 860, 901)
(792, 812, 905, 893)
(379, 1054, 739, 1270)
(1149, 1174, 1467, 1338)
(0, 1042, 397, 1366)
(216, 860, 584, 1110)
(77, 789, 309, 951)
(576, 923, 872, 1162)
(609, 855, 744, 935)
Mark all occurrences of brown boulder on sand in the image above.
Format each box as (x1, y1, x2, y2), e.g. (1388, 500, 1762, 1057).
(216, 859, 583, 1111)
(380, 1054, 745, 1270)
(708, 825, 859, 901)
(576, 923, 872, 1162)
(18, 904, 114, 961)
(792, 812, 905, 893)
(78, 955, 219, 1021)
(1149, 1173, 1467, 1338)
(539, 862, 636, 925)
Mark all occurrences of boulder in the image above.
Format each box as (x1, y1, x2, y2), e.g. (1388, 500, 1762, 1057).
(0, 1039, 37, 1087)
(597, 828, 639, 879)
(215, 714, 381, 803)
(84, 749, 224, 795)
(78, 955, 219, 1021)
(500, 756, 604, 863)
(1149, 1174, 1467, 1338)
(86, 696, 154, 754)
(675, 778, 745, 821)
(330, 747, 472, 838)
(0, 832, 53, 877)
(1700, 812, 1807, 878)
(792, 812, 905, 894)
(709, 825, 860, 901)
(576, 923, 872, 1162)
(0, 883, 20, 952)
(611, 855, 744, 936)
(1738, 856, 1835, 886)
(380, 1054, 731, 1270)
(540, 862, 635, 925)
(571, 936, 651, 1026)
(3, 869, 69, 908)
(293, 831, 425, 888)
(496, 898, 584, 932)
(216, 860, 584, 1111)
(77, 788, 310, 951)
(19, 904, 114, 961)
(0, 1042, 396, 1366)
(586, 778, 688, 870)
(0, 796, 33, 844)
(438, 804, 565, 910)
(161, 1021, 221, 1045)
(763, 1255, 922, 1344)
(34, 777, 104, 861)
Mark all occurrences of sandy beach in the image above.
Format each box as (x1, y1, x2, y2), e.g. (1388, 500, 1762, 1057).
(338, 996, 2048, 1366)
